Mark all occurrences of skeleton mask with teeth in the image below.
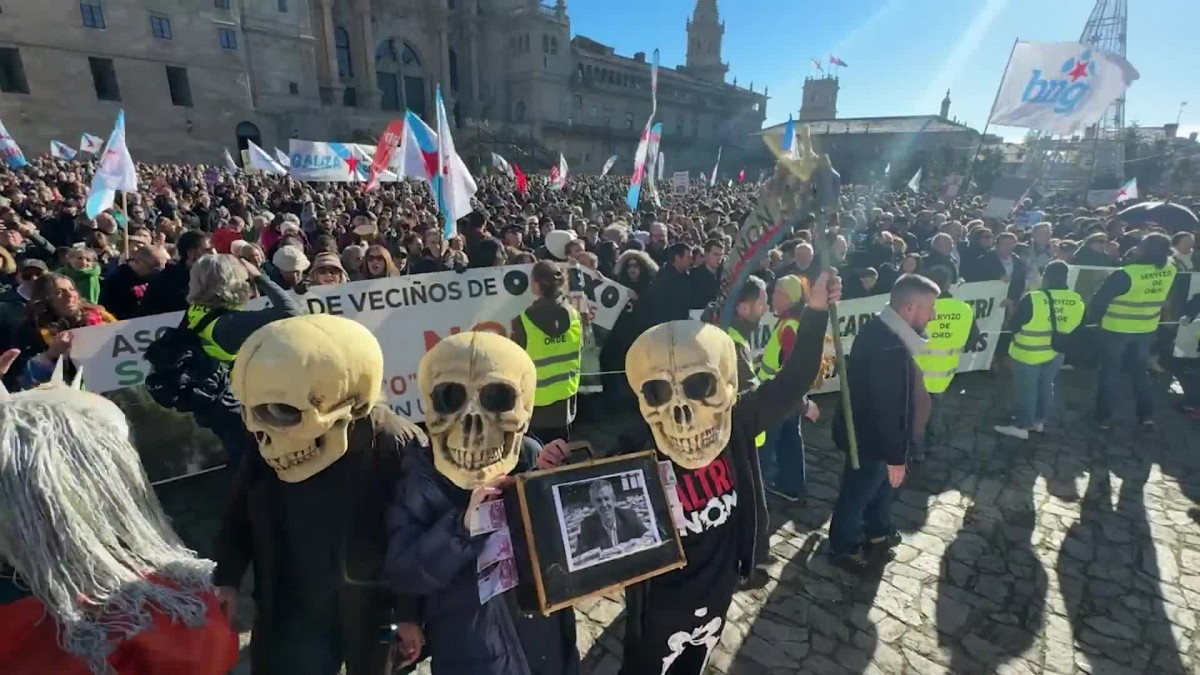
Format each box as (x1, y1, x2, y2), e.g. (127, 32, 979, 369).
(418, 332, 535, 490)
(232, 315, 383, 483)
(625, 321, 737, 470)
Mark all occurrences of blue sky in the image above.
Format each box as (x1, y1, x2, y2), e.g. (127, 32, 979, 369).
(566, 0, 1198, 141)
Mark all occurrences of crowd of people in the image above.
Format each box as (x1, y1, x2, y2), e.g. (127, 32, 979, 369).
(0, 150, 1197, 674)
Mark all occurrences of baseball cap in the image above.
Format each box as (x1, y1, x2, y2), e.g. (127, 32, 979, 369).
(272, 245, 310, 273)
(17, 257, 48, 272)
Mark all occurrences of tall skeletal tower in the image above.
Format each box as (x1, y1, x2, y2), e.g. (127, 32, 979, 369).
(1080, 0, 1128, 137)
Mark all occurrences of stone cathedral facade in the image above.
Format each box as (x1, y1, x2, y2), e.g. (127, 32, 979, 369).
(0, 0, 766, 173)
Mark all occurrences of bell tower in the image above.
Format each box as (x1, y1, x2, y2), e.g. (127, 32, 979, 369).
(684, 0, 728, 84)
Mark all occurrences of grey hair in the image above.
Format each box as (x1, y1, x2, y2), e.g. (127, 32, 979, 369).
(0, 386, 215, 673)
(188, 253, 252, 307)
(589, 478, 616, 502)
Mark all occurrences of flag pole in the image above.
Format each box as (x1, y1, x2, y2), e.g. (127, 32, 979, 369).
(120, 191, 129, 260)
(964, 37, 1019, 195)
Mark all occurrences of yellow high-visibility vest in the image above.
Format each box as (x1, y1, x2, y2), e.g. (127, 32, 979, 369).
(186, 304, 236, 364)
(726, 325, 766, 449)
(913, 297, 973, 394)
(1100, 263, 1177, 334)
(1009, 289, 1085, 365)
(520, 308, 582, 407)
(756, 317, 800, 382)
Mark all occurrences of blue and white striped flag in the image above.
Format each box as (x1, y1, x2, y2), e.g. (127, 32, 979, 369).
(85, 110, 138, 218)
(50, 140, 77, 160)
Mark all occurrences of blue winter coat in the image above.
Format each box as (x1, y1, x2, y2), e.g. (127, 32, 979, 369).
(383, 438, 579, 675)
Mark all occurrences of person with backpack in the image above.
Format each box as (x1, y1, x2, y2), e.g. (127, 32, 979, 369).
(145, 253, 301, 471)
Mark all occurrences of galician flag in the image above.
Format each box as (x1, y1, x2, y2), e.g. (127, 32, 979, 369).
(781, 115, 799, 159)
(274, 147, 290, 167)
(988, 41, 1139, 135)
(709, 146, 722, 187)
(434, 85, 477, 238)
(247, 140, 287, 175)
(600, 154, 618, 177)
(223, 148, 239, 172)
(627, 123, 660, 209)
(907, 168, 922, 193)
(50, 140, 77, 160)
(85, 110, 137, 219)
(491, 152, 514, 178)
(1116, 177, 1137, 202)
(550, 153, 568, 191)
(79, 133, 104, 154)
(829, 55, 848, 68)
(0, 116, 27, 169)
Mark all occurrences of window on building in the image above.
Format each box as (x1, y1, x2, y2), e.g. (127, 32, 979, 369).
(542, 34, 549, 54)
(80, 3, 105, 29)
(625, 112, 633, 129)
(0, 48, 29, 94)
(448, 49, 458, 92)
(219, 27, 237, 50)
(550, 37, 558, 55)
(334, 27, 352, 77)
(574, 95, 582, 109)
(165, 66, 192, 107)
(590, 105, 597, 118)
(604, 115, 610, 127)
(150, 15, 172, 40)
(343, 86, 357, 107)
(89, 57, 120, 101)
(215, 0, 230, 8)
(514, 100, 526, 122)
(277, 0, 288, 12)
(289, 81, 299, 95)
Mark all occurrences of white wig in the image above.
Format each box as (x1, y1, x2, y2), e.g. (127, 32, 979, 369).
(0, 371, 215, 674)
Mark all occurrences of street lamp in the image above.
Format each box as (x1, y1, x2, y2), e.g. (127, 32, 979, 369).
(1178, 101, 1188, 126)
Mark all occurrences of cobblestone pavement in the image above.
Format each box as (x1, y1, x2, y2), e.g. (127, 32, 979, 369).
(159, 366, 1200, 674)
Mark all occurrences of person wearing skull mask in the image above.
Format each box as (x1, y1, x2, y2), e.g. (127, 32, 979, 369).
(553, 270, 838, 675)
(213, 315, 426, 675)
(384, 331, 580, 675)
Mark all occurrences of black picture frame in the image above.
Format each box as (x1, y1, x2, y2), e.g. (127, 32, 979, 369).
(503, 450, 686, 616)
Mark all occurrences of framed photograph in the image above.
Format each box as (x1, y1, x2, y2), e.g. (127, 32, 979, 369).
(504, 450, 686, 616)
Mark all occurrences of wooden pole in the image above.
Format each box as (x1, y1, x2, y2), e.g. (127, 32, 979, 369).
(121, 191, 129, 261)
(963, 37, 1019, 195)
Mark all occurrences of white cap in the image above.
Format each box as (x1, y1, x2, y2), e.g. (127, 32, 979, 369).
(272, 245, 310, 273)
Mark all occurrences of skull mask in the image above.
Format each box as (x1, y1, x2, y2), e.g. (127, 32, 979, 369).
(232, 315, 383, 483)
(419, 331, 535, 490)
(625, 321, 737, 470)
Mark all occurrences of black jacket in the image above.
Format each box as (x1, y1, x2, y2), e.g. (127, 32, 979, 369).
(99, 264, 150, 320)
(638, 265, 693, 330)
(140, 261, 191, 316)
(213, 407, 423, 675)
(832, 315, 918, 466)
(576, 508, 647, 555)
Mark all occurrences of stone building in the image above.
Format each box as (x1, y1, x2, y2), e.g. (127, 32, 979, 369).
(0, 0, 765, 173)
(758, 77, 980, 186)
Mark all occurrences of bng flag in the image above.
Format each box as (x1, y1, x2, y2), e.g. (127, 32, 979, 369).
(989, 41, 1139, 135)
(85, 110, 137, 219)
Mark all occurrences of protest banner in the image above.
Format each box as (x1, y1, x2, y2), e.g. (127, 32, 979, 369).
(671, 171, 690, 194)
(692, 280, 1011, 393)
(70, 264, 630, 484)
(71, 264, 630, 417)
